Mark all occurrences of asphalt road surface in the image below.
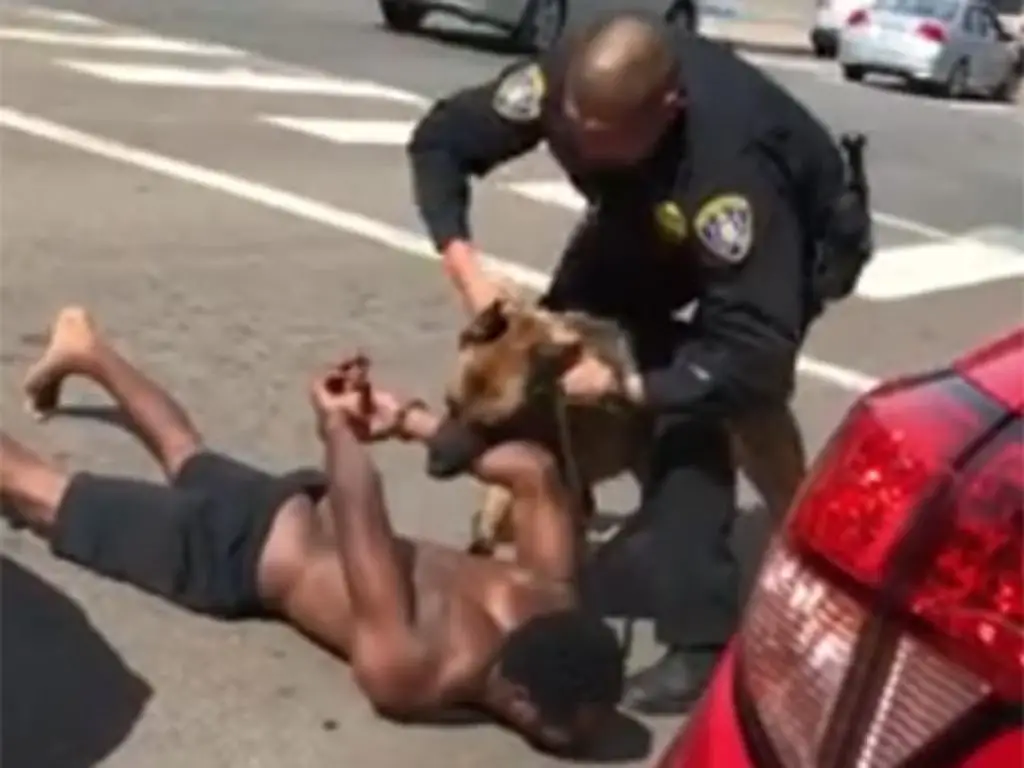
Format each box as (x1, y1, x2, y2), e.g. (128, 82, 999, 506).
(1, 4, 1021, 768)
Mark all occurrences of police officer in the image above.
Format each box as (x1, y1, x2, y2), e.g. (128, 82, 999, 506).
(407, 12, 873, 713)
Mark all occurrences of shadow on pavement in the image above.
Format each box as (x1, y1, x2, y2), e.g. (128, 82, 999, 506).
(1, 556, 152, 768)
(570, 710, 652, 763)
(50, 404, 137, 434)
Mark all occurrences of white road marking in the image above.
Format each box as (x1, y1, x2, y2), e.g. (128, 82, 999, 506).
(503, 179, 586, 211)
(20, 8, 965, 243)
(22, 7, 104, 27)
(260, 117, 416, 145)
(741, 53, 828, 74)
(56, 60, 431, 106)
(507, 180, 955, 240)
(0, 107, 880, 394)
(857, 237, 1024, 300)
(0, 27, 244, 56)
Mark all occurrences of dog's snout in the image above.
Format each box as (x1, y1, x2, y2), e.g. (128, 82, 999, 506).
(425, 416, 489, 479)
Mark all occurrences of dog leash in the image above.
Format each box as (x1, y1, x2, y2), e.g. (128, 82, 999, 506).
(552, 392, 586, 513)
(553, 387, 638, 658)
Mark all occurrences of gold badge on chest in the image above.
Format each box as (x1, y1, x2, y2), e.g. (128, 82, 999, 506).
(654, 201, 687, 243)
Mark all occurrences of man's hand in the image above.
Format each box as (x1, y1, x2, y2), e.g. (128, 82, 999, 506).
(559, 355, 619, 404)
(309, 356, 404, 443)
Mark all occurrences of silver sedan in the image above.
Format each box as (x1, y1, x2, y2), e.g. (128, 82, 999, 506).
(838, 0, 1023, 99)
(377, 0, 699, 52)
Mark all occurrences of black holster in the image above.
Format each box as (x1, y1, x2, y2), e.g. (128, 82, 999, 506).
(814, 132, 874, 303)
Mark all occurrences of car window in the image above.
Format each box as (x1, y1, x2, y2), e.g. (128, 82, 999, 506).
(874, 0, 962, 21)
(966, 5, 997, 36)
(963, 5, 982, 33)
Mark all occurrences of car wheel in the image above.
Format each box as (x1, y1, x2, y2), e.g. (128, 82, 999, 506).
(842, 65, 865, 82)
(944, 60, 969, 99)
(665, 0, 699, 35)
(380, 0, 426, 33)
(513, 0, 566, 53)
(813, 42, 836, 58)
(993, 70, 1021, 102)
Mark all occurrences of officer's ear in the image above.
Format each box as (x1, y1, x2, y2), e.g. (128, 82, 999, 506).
(459, 300, 510, 347)
(662, 87, 685, 114)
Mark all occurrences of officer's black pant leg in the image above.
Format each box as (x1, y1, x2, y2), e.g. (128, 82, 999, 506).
(579, 416, 740, 647)
(643, 415, 740, 649)
(582, 415, 740, 714)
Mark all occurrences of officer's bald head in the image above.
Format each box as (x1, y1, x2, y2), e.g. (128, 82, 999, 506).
(562, 13, 683, 166)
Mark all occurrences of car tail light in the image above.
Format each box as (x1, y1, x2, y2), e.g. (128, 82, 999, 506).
(738, 355, 1022, 767)
(917, 21, 948, 43)
(848, 9, 869, 25)
(956, 327, 1024, 411)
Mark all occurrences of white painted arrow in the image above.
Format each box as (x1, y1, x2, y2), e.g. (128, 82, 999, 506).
(260, 117, 416, 145)
(856, 235, 1024, 300)
(56, 61, 429, 105)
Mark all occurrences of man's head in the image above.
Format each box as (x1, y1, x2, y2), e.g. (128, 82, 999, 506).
(562, 13, 684, 168)
(428, 298, 584, 478)
(446, 298, 583, 427)
(486, 610, 625, 753)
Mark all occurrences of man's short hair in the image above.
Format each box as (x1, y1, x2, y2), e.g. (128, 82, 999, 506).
(498, 609, 624, 725)
(565, 12, 680, 123)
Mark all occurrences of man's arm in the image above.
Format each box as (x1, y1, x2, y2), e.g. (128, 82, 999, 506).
(407, 60, 547, 314)
(401, 407, 579, 584)
(633, 159, 806, 417)
(321, 420, 447, 716)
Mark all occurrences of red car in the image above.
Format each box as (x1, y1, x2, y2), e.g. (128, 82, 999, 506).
(656, 327, 1023, 768)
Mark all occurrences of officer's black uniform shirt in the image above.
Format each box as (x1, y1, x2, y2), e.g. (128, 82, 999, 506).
(408, 34, 846, 418)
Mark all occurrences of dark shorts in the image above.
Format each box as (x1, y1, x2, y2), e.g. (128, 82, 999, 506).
(50, 452, 325, 619)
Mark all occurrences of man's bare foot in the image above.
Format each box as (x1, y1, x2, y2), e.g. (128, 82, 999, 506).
(23, 307, 101, 420)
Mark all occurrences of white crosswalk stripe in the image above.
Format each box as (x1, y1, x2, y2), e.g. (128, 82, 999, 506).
(2, 8, 1021, 307)
(56, 60, 430, 104)
(0, 27, 244, 56)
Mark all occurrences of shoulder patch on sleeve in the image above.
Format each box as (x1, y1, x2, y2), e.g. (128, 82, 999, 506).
(492, 63, 546, 122)
(693, 194, 754, 265)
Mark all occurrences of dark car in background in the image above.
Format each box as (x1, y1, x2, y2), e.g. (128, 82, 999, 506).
(378, 0, 699, 51)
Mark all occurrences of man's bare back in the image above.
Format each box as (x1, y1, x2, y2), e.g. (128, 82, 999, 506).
(1, 308, 623, 754)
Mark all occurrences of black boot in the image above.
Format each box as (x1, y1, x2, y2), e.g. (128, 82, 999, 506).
(621, 646, 720, 715)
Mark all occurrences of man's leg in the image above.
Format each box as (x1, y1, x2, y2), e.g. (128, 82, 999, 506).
(0, 431, 205, 601)
(583, 416, 739, 714)
(0, 434, 72, 536)
(23, 307, 202, 478)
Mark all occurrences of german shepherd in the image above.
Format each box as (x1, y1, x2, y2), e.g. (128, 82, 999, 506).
(432, 296, 807, 555)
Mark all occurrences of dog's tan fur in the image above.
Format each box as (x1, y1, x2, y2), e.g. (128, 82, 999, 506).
(445, 296, 651, 554)
(446, 296, 809, 555)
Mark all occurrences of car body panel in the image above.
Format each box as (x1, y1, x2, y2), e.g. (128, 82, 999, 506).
(812, 0, 871, 53)
(838, 0, 1019, 92)
(654, 328, 1024, 768)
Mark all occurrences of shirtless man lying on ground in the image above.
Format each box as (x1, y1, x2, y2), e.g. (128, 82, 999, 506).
(0, 307, 624, 754)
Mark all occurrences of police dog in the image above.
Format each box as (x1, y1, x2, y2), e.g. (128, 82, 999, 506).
(430, 295, 652, 555)
(431, 295, 809, 556)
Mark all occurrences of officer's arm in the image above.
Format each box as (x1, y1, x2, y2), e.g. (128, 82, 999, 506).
(407, 62, 546, 313)
(633, 164, 806, 415)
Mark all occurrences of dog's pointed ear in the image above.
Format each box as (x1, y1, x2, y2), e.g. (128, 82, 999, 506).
(458, 300, 509, 347)
(534, 325, 583, 372)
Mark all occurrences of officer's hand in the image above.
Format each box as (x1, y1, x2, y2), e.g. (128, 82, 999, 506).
(560, 355, 618, 404)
